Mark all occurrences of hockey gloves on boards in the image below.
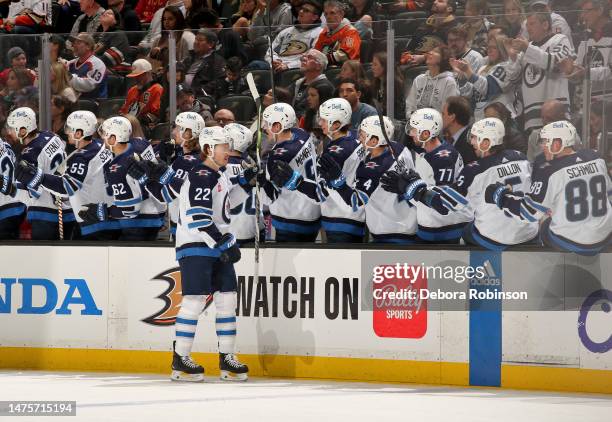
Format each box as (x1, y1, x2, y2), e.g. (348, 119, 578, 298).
(269, 160, 302, 191)
(215, 233, 241, 264)
(318, 154, 346, 188)
(79, 203, 108, 224)
(14, 160, 44, 191)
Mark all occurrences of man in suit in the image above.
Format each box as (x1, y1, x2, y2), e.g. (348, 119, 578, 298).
(442, 96, 477, 164)
(182, 29, 227, 100)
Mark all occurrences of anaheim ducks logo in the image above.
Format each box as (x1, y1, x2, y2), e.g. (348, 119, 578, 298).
(142, 267, 213, 326)
(279, 40, 308, 57)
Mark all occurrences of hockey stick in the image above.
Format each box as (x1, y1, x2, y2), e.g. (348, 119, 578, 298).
(246, 72, 263, 276)
(372, 99, 397, 162)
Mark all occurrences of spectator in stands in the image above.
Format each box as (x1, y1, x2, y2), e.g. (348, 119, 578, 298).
(441, 96, 477, 164)
(405, 45, 459, 119)
(51, 95, 72, 144)
(139, 0, 186, 51)
(183, 29, 227, 100)
(231, 0, 256, 41)
(249, 0, 293, 41)
(108, 0, 142, 45)
(299, 79, 334, 147)
(149, 6, 195, 68)
(250, 86, 293, 157)
(213, 109, 236, 127)
(2, 0, 49, 33)
(460, 0, 492, 56)
(159, 62, 185, 121)
(452, 34, 521, 119)
(268, 0, 323, 73)
(525, 99, 568, 161)
(339, 59, 371, 103)
(400, 0, 458, 65)
(120, 59, 164, 128)
(0, 47, 36, 88)
(512, 8, 575, 131)
(0, 68, 33, 115)
(51, 62, 78, 103)
(191, 9, 249, 65)
(177, 87, 214, 121)
(123, 113, 147, 139)
(219, 57, 248, 97)
(519, 1, 574, 48)
(70, 0, 106, 39)
(500, 0, 524, 38)
(207, 0, 238, 21)
(369, 51, 404, 118)
(135, 0, 166, 22)
(566, 0, 612, 101)
(483, 101, 527, 153)
(447, 26, 484, 73)
(292, 48, 334, 119)
(588, 101, 607, 151)
(345, 0, 379, 40)
(67, 33, 108, 100)
(185, 0, 208, 24)
(50, 35, 68, 64)
(95, 8, 131, 71)
(315, 0, 361, 66)
(338, 78, 377, 130)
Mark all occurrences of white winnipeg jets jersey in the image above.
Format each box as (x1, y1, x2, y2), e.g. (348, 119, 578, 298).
(520, 34, 575, 131)
(457, 150, 538, 244)
(0, 139, 25, 219)
(576, 24, 612, 100)
(529, 150, 611, 245)
(225, 156, 260, 242)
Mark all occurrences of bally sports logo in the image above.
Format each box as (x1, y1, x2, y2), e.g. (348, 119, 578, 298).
(371, 264, 427, 339)
(142, 268, 212, 326)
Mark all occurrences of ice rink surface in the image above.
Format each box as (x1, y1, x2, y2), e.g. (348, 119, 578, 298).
(1, 370, 611, 422)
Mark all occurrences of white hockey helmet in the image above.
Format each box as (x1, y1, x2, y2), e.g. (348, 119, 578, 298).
(359, 115, 395, 148)
(224, 123, 253, 153)
(174, 112, 205, 145)
(100, 116, 132, 146)
(199, 126, 231, 151)
(262, 103, 296, 134)
(6, 107, 37, 143)
(318, 98, 352, 135)
(407, 108, 442, 144)
(539, 120, 577, 154)
(470, 117, 505, 151)
(65, 110, 98, 141)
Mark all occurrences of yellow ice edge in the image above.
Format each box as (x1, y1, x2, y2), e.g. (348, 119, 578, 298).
(1, 347, 611, 394)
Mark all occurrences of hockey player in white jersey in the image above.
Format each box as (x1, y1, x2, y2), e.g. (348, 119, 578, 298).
(79, 116, 165, 241)
(8, 107, 76, 240)
(319, 115, 418, 243)
(383, 117, 537, 250)
(405, 108, 471, 243)
(0, 137, 25, 239)
(485, 121, 611, 255)
(260, 102, 323, 242)
(223, 123, 262, 244)
(16, 111, 115, 240)
(172, 125, 248, 382)
(316, 98, 366, 243)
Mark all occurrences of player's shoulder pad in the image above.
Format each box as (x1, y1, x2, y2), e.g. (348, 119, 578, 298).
(574, 148, 603, 163)
(189, 164, 221, 186)
(425, 142, 460, 163)
(291, 127, 311, 143)
(130, 137, 152, 154)
(501, 149, 528, 163)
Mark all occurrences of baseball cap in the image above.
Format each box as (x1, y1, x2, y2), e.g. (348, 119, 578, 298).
(127, 59, 153, 78)
(70, 33, 95, 48)
(529, 0, 549, 7)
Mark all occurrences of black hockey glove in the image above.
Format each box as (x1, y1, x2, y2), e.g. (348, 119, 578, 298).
(158, 141, 176, 164)
(381, 169, 427, 202)
(14, 160, 44, 190)
(79, 203, 108, 225)
(127, 160, 150, 185)
(270, 160, 303, 190)
(484, 183, 511, 209)
(215, 233, 241, 264)
(318, 154, 345, 188)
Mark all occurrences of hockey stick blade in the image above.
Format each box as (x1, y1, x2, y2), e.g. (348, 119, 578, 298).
(246, 72, 260, 105)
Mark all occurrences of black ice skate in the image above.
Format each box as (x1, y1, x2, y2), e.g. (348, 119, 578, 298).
(171, 342, 204, 382)
(219, 353, 248, 381)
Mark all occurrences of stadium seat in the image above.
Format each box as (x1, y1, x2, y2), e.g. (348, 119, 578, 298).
(98, 98, 126, 118)
(216, 95, 256, 122)
(248, 69, 272, 95)
(393, 12, 427, 38)
(276, 68, 303, 88)
(106, 74, 126, 98)
(76, 99, 99, 113)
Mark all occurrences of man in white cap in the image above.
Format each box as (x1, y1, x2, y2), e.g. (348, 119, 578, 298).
(519, 0, 573, 48)
(120, 59, 164, 127)
(67, 32, 108, 100)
